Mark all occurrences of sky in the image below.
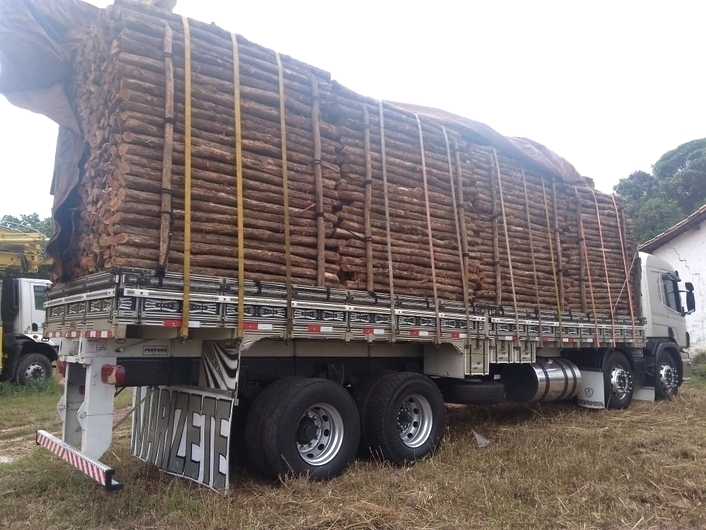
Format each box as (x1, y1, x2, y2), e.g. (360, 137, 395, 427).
(1, 0, 704, 219)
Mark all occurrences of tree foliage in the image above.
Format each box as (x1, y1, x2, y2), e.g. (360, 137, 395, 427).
(614, 139, 706, 243)
(0, 213, 52, 238)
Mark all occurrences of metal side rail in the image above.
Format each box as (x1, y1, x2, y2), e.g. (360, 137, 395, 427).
(36, 430, 122, 491)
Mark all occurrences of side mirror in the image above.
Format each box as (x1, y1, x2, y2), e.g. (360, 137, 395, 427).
(685, 282, 694, 291)
(686, 291, 695, 314)
(31, 323, 39, 332)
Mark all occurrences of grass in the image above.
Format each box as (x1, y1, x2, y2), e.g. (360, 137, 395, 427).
(1, 381, 705, 529)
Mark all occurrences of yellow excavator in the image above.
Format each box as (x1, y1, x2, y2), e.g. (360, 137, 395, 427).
(0, 226, 56, 384)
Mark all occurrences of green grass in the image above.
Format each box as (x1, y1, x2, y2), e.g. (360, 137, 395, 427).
(1, 383, 705, 529)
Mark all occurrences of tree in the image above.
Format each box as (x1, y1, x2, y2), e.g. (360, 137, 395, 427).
(613, 170, 660, 219)
(0, 213, 51, 238)
(653, 138, 706, 215)
(614, 138, 706, 244)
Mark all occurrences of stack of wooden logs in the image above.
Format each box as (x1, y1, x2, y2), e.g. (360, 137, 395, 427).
(57, 1, 637, 316)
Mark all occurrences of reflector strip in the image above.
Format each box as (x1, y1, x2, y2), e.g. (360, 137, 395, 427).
(36, 430, 122, 491)
(362, 328, 385, 335)
(44, 331, 63, 338)
(163, 320, 183, 328)
(450, 332, 468, 339)
(65, 331, 81, 338)
(243, 322, 273, 331)
(307, 325, 333, 333)
(85, 330, 114, 339)
(409, 330, 429, 337)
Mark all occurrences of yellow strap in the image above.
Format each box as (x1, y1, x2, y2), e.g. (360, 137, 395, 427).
(591, 189, 616, 344)
(520, 166, 542, 339)
(231, 33, 245, 339)
(442, 127, 470, 347)
(541, 176, 562, 340)
(493, 149, 520, 337)
(275, 52, 293, 340)
(378, 101, 396, 341)
(180, 16, 192, 340)
(415, 114, 440, 343)
(576, 187, 600, 344)
(611, 195, 637, 343)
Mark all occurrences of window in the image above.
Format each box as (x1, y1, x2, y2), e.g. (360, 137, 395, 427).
(33, 284, 47, 311)
(661, 275, 681, 312)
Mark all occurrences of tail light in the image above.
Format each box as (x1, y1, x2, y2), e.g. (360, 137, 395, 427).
(101, 364, 126, 386)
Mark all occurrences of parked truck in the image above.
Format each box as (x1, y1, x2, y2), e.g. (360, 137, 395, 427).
(0, 227, 56, 384)
(0, 0, 695, 493)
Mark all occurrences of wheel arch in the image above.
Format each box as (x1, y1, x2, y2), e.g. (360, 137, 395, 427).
(647, 341, 683, 385)
(18, 337, 58, 363)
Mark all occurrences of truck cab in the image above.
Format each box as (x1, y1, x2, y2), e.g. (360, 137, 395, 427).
(639, 251, 695, 391)
(0, 277, 56, 383)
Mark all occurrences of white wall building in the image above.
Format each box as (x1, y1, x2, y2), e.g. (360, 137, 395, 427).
(640, 204, 706, 352)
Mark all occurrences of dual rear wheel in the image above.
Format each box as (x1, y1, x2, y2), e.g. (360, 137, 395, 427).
(244, 372, 445, 479)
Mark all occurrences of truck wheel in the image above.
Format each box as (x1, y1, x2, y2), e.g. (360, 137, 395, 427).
(244, 377, 308, 477)
(251, 377, 360, 480)
(364, 372, 445, 465)
(654, 351, 679, 400)
(604, 351, 633, 409)
(351, 370, 393, 455)
(16, 353, 52, 384)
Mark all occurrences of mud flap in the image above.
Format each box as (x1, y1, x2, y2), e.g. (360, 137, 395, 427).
(577, 369, 605, 409)
(130, 386, 234, 492)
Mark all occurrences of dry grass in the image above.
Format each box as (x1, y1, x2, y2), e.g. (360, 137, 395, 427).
(1, 382, 705, 530)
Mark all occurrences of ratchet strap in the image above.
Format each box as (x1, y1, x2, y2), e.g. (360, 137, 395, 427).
(180, 16, 193, 340)
(611, 195, 637, 343)
(231, 33, 245, 339)
(493, 149, 520, 338)
(591, 189, 616, 344)
(541, 176, 562, 342)
(415, 114, 440, 343)
(275, 52, 293, 340)
(379, 101, 397, 341)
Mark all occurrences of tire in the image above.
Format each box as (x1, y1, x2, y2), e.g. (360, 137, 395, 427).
(654, 351, 679, 400)
(251, 378, 360, 480)
(604, 351, 634, 410)
(351, 370, 394, 454)
(436, 378, 505, 405)
(244, 377, 308, 477)
(16, 352, 52, 385)
(364, 372, 446, 465)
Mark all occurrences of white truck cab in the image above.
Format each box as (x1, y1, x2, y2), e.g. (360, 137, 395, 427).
(640, 252, 695, 346)
(0, 277, 57, 383)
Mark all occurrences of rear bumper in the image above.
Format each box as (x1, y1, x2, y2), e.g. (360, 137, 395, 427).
(36, 430, 122, 491)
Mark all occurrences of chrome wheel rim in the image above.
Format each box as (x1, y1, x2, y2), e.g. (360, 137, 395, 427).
(610, 366, 630, 400)
(296, 403, 344, 466)
(658, 362, 677, 395)
(396, 393, 433, 448)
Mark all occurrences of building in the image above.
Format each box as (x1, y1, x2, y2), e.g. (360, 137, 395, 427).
(640, 204, 706, 352)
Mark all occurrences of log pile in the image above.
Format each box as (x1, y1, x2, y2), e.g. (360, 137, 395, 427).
(55, 1, 637, 316)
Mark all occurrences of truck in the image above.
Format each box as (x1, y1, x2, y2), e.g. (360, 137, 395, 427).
(0, 227, 56, 384)
(0, 0, 695, 492)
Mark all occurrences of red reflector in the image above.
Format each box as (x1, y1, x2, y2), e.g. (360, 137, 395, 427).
(163, 320, 183, 328)
(56, 359, 66, 376)
(243, 322, 258, 331)
(101, 365, 126, 386)
(307, 325, 321, 333)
